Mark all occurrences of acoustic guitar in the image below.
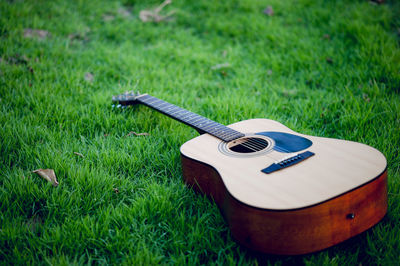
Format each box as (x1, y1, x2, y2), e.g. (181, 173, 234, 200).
(112, 92, 387, 255)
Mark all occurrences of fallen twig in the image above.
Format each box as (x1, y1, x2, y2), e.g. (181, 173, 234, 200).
(139, 0, 175, 23)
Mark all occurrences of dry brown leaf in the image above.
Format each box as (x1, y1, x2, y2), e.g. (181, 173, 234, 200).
(263, 6, 274, 16)
(127, 131, 150, 137)
(33, 169, 59, 186)
(102, 14, 115, 22)
(139, 10, 154, 22)
(84, 72, 94, 82)
(74, 152, 84, 158)
(24, 29, 50, 39)
(118, 7, 132, 18)
(139, 0, 175, 23)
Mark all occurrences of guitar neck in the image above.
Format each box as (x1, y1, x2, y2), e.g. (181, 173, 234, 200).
(136, 94, 244, 142)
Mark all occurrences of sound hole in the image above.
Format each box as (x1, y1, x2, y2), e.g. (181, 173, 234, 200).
(229, 137, 270, 153)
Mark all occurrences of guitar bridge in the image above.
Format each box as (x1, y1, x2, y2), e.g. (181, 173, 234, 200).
(261, 151, 315, 174)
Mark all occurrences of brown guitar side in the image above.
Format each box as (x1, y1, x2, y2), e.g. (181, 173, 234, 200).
(181, 154, 387, 255)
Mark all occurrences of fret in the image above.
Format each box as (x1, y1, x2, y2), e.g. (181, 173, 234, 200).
(182, 113, 198, 122)
(199, 120, 237, 138)
(205, 124, 224, 134)
(165, 105, 179, 113)
(185, 113, 202, 122)
(186, 115, 204, 125)
(165, 106, 181, 115)
(173, 110, 191, 120)
(136, 94, 245, 142)
(146, 99, 162, 105)
(196, 122, 220, 133)
(165, 107, 180, 116)
(194, 119, 213, 129)
(196, 117, 214, 126)
(153, 102, 169, 110)
(174, 109, 189, 117)
(155, 102, 170, 109)
(204, 122, 225, 134)
(205, 122, 223, 132)
(183, 114, 205, 125)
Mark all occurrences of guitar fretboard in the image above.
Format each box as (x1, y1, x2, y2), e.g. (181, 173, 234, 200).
(137, 94, 244, 142)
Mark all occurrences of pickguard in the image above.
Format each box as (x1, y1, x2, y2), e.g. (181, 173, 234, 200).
(256, 132, 312, 153)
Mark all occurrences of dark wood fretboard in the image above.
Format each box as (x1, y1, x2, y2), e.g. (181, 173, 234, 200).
(136, 94, 244, 142)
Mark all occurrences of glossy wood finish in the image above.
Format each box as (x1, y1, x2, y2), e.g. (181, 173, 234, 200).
(182, 155, 387, 255)
(180, 119, 387, 210)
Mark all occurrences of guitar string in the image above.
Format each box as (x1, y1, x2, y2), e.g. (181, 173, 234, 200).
(248, 137, 295, 156)
(251, 138, 299, 161)
(238, 139, 277, 154)
(137, 96, 294, 161)
(141, 97, 245, 141)
(149, 100, 294, 158)
(232, 139, 277, 160)
(235, 137, 295, 162)
(247, 137, 293, 153)
(234, 140, 284, 162)
(239, 139, 266, 152)
(235, 137, 273, 151)
(139, 96, 281, 148)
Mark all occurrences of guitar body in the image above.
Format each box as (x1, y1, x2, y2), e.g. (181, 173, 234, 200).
(180, 119, 387, 255)
(113, 93, 388, 255)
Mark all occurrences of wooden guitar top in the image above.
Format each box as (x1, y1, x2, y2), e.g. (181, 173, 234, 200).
(180, 118, 387, 210)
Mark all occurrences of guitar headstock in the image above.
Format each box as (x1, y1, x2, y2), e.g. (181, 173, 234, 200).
(112, 91, 146, 107)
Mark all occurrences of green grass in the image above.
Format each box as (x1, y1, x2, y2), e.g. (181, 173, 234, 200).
(1, 0, 400, 264)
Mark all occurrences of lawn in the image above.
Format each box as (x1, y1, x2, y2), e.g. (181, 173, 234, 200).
(1, 0, 399, 264)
